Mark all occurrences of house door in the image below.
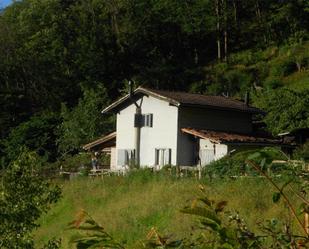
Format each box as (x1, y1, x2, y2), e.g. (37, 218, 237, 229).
(199, 149, 215, 166)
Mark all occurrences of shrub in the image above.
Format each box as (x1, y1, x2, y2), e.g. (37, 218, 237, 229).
(269, 56, 297, 77)
(223, 69, 253, 95)
(2, 112, 60, 167)
(57, 86, 114, 154)
(0, 150, 61, 248)
(263, 76, 283, 89)
(229, 50, 264, 66)
(254, 61, 270, 83)
(204, 147, 287, 177)
(53, 152, 92, 173)
(252, 89, 309, 135)
(293, 141, 309, 161)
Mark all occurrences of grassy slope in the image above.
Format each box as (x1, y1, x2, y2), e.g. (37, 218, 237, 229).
(34, 172, 301, 248)
(34, 42, 309, 248)
(216, 41, 309, 95)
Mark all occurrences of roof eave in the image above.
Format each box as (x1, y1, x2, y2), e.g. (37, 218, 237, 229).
(102, 94, 130, 114)
(101, 87, 180, 114)
(180, 103, 264, 115)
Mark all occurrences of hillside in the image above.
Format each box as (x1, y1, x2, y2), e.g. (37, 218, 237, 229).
(1, 0, 309, 167)
(197, 41, 309, 95)
(34, 173, 301, 248)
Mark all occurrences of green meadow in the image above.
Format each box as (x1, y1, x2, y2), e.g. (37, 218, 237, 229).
(34, 171, 301, 248)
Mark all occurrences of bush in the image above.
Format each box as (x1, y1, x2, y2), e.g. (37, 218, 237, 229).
(0, 150, 61, 248)
(269, 56, 297, 77)
(293, 141, 309, 161)
(57, 86, 114, 154)
(254, 61, 270, 83)
(252, 89, 309, 135)
(53, 152, 92, 173)
(204, 147, 287, 177)
(2, 112, 60, 167)
(229, 50, 264, 66)
(263, 76, 283, 89)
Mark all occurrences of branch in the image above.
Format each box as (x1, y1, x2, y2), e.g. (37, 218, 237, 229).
(246, 160, 309, 237)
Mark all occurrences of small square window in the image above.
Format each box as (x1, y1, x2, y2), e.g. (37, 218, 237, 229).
(144, 114, 153, 127)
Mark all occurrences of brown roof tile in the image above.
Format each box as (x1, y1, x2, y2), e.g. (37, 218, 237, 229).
(102, 87, 264, 114)
(182, 128, 281, 144)
(144, 88, 263, 114)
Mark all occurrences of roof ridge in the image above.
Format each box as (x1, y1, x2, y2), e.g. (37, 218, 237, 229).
(102, 86, 264, 114)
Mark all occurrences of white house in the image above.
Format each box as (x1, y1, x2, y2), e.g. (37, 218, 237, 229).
(84, 87, 281, 171)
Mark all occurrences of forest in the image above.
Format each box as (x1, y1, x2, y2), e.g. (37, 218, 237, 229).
(0, 0, 309, 167)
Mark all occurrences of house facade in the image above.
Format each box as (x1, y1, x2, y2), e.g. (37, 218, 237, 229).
(98, 87, 280, 171)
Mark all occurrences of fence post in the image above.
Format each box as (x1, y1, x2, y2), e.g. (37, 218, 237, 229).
(198, 165, 202, 180)
(305, 213, 309, 234)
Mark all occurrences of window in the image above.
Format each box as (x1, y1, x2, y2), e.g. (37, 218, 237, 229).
(155, 148, 171, 166)
(134, 113, 153, 127)
(118, 149, 135, 166)
(144, 114, 153, 127)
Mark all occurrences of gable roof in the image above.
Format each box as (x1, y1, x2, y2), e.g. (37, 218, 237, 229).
(102, 87, 264, 114)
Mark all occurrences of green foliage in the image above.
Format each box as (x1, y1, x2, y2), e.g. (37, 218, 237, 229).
(50, 152, 97, 174)
(1, 112, 60, 167)
(42, 238, 61, 249)
(0, 149, 61, 248)
(262, 76, 283, 90)
(0, 0, 309, 165)
(57, 86, 114, 154)
(269, 56, 297, 77)
(293, 141, 309, 161)
(253, 89, 309, 134)
(181, 186, 261, 249)
(205, 147, 286, 177)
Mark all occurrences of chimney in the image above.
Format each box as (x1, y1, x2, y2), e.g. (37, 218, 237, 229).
(244, 92, 250, 106)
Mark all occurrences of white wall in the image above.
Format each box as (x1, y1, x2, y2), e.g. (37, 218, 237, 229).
(116, 96, 178, 169)
(110, 147, 116, 171)
(199, 138, 228, 166)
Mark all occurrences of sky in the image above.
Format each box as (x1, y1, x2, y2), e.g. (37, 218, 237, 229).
(0, 0, 12, 9)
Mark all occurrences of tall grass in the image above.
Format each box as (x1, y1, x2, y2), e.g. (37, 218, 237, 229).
(34, 171, 301, 248)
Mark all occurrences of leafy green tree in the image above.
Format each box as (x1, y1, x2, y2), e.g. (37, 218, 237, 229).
(57, 86, 114, 154)
(253, 89, 309, 134)
(0, 149, 61, 248)
(1, 112, 60, 168)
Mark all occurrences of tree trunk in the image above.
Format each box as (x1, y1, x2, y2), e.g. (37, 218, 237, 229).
(255, 0, 267, 44)
(108, 0, 124, 52)
(224, 29, 228, 62)
(232, 0, 237, 25)
(216, 0, 221, 61)
(223, 0, 228, 62)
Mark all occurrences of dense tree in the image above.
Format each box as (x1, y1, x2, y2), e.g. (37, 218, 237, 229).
(57, 85, 114, 154)
(0, 150, 61, 248)
(2, 112, 60, 166)
(0, 0, 308, 164)
(253, 89, 309, 134)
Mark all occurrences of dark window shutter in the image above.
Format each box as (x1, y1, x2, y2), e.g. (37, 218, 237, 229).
(134, 114, 143, 127)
